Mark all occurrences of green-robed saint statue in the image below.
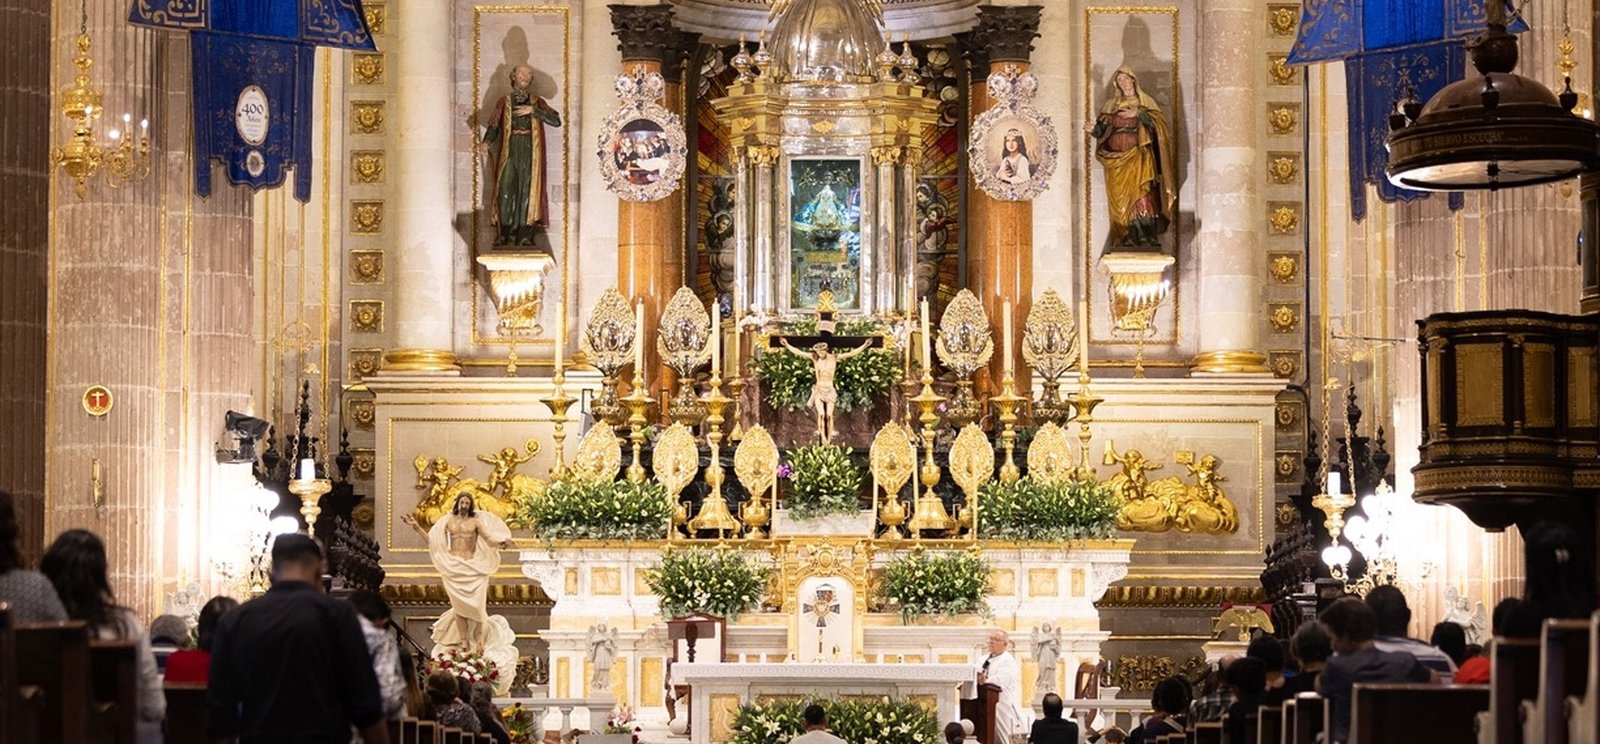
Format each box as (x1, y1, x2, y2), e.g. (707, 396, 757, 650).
(480, 64, 562, 247)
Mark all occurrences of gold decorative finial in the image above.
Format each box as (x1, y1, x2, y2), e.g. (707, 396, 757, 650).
(816, 288, 838, 314)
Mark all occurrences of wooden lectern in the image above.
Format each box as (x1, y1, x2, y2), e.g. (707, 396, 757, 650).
(666, 613, 725, 734)
(960, 683, 1000, 744)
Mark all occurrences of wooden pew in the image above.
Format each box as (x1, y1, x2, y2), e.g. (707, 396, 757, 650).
(1349, 683, 1488, 744)
(1567, 610, 1600, 744)
(399, 717, 421, 744)
(164, 683, 207, 744)
(0, 604, 39, 744)
(15, 621, 93, 744)
(1289, 693, 1323, 744)
(442, 727, 463, 744)
(88, 639, 138, 744)
(1193, 720, 1224, 744)
(1523, 619, 1592, 744)
(418, 720, 437, 743)
(1221, 710, 1258, 744)
(1279, 699, 1295, 744)
(1489, 637, 1541, 744)
(1257, 704, 1282, 744)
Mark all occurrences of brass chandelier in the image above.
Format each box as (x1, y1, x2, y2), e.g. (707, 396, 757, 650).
(53, 1, 151, 198)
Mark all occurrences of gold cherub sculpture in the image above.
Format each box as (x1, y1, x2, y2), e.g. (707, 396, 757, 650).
(1104, 442, 1239, 535)
(411, 440, 544, 530)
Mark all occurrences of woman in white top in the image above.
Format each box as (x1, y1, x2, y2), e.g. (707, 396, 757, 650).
(995, 129, 1032, 185)
(43, 529, 166, 744)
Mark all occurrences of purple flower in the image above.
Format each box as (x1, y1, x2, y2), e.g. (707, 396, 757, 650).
(777, 463, 794, 479)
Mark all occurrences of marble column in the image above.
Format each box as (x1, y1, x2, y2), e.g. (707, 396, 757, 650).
(611, 4, 677, 401)
(872, 145, 901, 314)
(384, 0, 459, 373)
(971, 6, 1040, 392)
(1190, 0, 1268, 373)
(750, 146, 779, 314)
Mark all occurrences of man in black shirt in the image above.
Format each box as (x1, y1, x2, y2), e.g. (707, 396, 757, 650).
(207, 534, 390, 744)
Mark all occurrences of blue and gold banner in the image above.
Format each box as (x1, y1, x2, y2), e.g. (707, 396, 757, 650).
(130, 0, 374, 50)
(1344, 41, 1465, 220)
(191, 32, 314, 201)
(1289, 0, 1524, 63)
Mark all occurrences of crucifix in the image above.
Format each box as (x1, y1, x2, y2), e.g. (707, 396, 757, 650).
(768, 289, 885, 443)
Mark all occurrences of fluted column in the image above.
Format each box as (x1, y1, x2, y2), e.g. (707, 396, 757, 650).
(872, 146, 901, 314)
(384, 0, 458, 373)
(611, 3, 676, 401)
(751, 146, 778, 314)
(970, 6, 1039, 392)
(1191, 0, 1268, 373)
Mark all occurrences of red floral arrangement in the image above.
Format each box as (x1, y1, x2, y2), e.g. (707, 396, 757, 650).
(428, 647, 501, 686)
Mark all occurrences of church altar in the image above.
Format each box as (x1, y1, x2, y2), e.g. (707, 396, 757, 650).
(672, 662, 976, 744)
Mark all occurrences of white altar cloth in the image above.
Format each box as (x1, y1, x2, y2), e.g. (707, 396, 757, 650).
(673, 662, 976, 744)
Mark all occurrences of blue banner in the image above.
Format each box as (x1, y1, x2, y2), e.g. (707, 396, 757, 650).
(1290, 0, 1524, 63)
(131, 0, 374, 51)
(1344, 41, 1466, 219)
(191, 32, 314, 201)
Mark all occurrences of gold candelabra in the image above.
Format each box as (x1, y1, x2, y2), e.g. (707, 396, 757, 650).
(623, 367, 656, 483)
(688, 364, 743, 539)
(540, 371, 577, 477)
(53, 27, 150, 199)
(288, 476, 333, 538)
(1068, 368, 1104, 480)
(726, 376, 746, 442)
(906, 369, 956, 538)
(991, 371, 1027, 484)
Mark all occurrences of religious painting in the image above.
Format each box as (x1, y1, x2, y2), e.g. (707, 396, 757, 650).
(466, 4, 572, 347)
(968, 70, 1058, 201)
(596, 68, 688, 203)
(795, 576, 854, 662)
(1082, 6, 1188, 347)
(787, 158, 864, 311)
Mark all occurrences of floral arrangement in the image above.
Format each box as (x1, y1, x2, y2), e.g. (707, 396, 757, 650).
(516, 476, 671, 542)
(644, 548, 771, 620)
(429, 646, 501, 687)
(751, 318, 901, 413)
(881, 547, 989, 619)
(784, 444, 864, 519)
(978, 475, 1120, 541)
(729, 697, 939, 744)
(500, 702, 539, 744)
(603, 704, 642, 742)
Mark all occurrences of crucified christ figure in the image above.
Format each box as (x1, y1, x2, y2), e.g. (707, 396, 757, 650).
(780, 338, 872, 443)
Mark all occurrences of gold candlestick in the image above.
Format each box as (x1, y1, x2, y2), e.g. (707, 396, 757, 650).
(288, 477, 333, 538)
(623, 368, 655, 483)
(540, 371, 577, 477)
(991, 371, 1028, 484)
(688, 366, 742, 539)
(1068, 369, 1104, 480)
(906, 371, 955, 538)
(726, 376, 746, 442)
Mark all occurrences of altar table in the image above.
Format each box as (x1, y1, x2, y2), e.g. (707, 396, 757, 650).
(673, 661, 977, 744)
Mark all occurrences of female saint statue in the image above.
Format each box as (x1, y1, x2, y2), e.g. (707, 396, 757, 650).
(402, 493, 514, 648)
(1085, 67, 1176, 248)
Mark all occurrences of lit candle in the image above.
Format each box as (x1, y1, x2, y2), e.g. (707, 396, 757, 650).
(1002, 301, 1013, 380)
(298, 458, 315, 482)
(710, 301, 721, 374)
(634, 301, 646, 374)
(553, 300, 565, 374)
(1077, 300, 1090, 375)
(1326, 471, 1342, 497)
(920, 299, 932, 370)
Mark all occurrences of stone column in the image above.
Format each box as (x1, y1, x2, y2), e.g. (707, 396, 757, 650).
(658, 29, 698, 398)
(1190, 0, 1268, 373)
(971, 6, 1040, 391)
(751, 145, 779, 314)
(383, 0, 459, 373)
(611, 4, 676, 400)
(872, 146, 901, 314)
(733, 148, 752, 318)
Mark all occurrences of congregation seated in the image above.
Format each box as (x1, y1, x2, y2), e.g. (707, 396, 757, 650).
(1220, 657, 1265, 744)
(1267, 620, 1330, 706)
(1430, 620, 1469, 668)
(944, 720, 968, 744)
(1367, 586, 1457, 680)
(1316, 597, 1438, 744)
(149, 613, 190, 672)
(1188, 657, 1235, 723)
(421, 670, 482, 734)
(1246, 634, 1286, 701)
(469, 679, 512, 744)
(1027, 693, 1078, 744)
(0, 490, 67, 623)
(1456, 597, 1524, 684)
(165, 595, 237, 685)
(1501, 521, 1598, 639)
(1127, 675, 1189, 743)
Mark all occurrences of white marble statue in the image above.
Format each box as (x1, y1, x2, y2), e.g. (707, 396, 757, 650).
(402, 493, 513, 648)
(1442, 586, 1488, 645)
(587, 622, 619, 694)
(977, 629, 1032, 739)
(1032, 623, 1062, 694)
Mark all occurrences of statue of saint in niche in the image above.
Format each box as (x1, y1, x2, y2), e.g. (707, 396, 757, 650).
(1085, 66, 1175, 249)
(479, 64, 562, 248)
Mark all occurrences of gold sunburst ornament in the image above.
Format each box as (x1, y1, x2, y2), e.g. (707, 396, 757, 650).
(1027, 423, 1076, 484)
(658, 287, 712, 425)
(949, 423, 995, 538)
(570, 424, 623, 485)
(652, 423, 700, 500)
(870, 422, 917, 539)
(583, 287, 637, 428)
(936, 289, 993, 427)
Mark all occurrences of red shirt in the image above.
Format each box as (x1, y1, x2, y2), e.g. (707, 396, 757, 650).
(164, 649, 212, 685)
(1455, 655, 1490, 684)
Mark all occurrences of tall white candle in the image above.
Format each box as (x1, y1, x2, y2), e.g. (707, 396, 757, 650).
(635, 301, 646, 374)
(553, 301, 565, 374)
(1002, 301, 1013, 379)
(920, 299, 932, 370)
(1326, 471, 1342, 497)
(731, 317, 741, 377)
(298, 458, 315, 482)
(1078, 300, 1090, 374)
(710, 302, 721, 373)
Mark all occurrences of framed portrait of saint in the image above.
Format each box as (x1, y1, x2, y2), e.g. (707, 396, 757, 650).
(596, 69, 687, 203)
(969, 70, 1058, 201)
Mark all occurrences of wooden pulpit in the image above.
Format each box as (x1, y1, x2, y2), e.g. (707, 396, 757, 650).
(666, 613, 725, 735)
(960, 682, 1000, 744)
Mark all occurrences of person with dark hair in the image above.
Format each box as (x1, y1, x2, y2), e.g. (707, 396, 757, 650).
(943, 721, 967, 744)
(0, 490, 67, 623)
(1504, 521, 1599, 638)
(790, 703, 846, 744)
(1246, 634, 1286, 695)
(42, 528, 166, 742)
(206, 534, 390, 744)
(1188, 656, 1236, 723)
(1222, 657, 1267, 744)
(349, 589, 407, 720)
(1028, 692, 1079, 744)
(420, 670, 480, 733)
(1267, 620, 1331, 706)
(1430, 621, 1468, 667)
(1128, 675, 1190, 743)
(1366, 585, 1456, 678)
(470, 679, 512, 744)
(164, 595, 238, 684)
(399, 645, 426, 716)
(1454, 597, 1525, 684)
(1317, 597, 1436, 744)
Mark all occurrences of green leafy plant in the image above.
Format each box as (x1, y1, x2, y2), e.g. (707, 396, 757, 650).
(977, 475, 1120, 541)
(784, 444, 864, 519)
(644, 548, 771, 620)
(881, 548, 989, 618)
(516, 477, 671, 541)
(729, 698, 939, 744)
(750, 319, 901, 413)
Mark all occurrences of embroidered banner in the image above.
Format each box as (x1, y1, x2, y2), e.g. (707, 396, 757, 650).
(1290, 0, 1524, 63)
(1344, 41, 1466, 220)
(130, 0, 374, 50)
(191, 32, 314, 201)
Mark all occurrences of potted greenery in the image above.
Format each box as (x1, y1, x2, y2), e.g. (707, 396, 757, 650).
(644, 548, 771, 620)
(880, 547, 990, 621)
(516, 477, 671, 542)
(729, 697, 939, 744)
(773, 444, 872, 536)
(977, 475, 1119, 541)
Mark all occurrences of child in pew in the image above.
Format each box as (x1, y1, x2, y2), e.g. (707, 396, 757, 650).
(1221, 657, 1267, 744)
(42, 528, 167, 744)
(1316, 597, 1437, 744)
(164, 595, 238, 684)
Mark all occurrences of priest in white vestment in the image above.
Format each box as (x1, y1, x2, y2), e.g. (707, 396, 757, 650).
(977, 629, 1032, 741)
